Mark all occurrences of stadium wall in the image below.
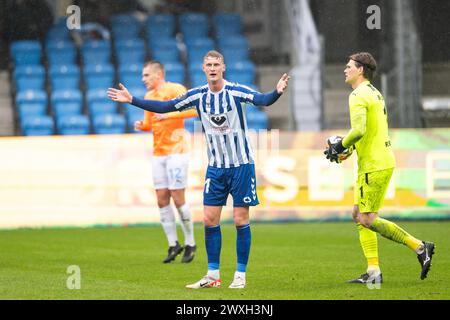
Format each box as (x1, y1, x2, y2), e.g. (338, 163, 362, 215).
(0, 129, 449, 229)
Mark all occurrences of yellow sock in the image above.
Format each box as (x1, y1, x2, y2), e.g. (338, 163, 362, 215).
(357, 223, 379, 270)
(370, 217, 422, 252)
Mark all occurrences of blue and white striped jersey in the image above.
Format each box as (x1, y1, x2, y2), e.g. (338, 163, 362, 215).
(130, 80, 281, 168)
(173, 81, 264, 168)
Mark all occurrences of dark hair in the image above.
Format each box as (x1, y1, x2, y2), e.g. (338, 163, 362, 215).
(348, 52, 377, 81)
(143, 60, 165, 74)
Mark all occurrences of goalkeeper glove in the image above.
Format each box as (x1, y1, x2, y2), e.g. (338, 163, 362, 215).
(324, 135, 346, 163)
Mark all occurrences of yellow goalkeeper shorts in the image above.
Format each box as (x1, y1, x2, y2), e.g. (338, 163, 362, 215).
(354, 168, 394, 213)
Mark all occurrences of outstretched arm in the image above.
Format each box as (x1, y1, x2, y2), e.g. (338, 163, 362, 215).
(107, 83, 177, 113)
(252, 73, 290, 106)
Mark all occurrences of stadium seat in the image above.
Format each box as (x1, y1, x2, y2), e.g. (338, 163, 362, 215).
(146, 14, 175, 38)
(185, 37, 215, 65)
(51, 89, 83, 118)
(110, 14, 142, 39)
(86, 89, 118, 116)
(152, 49, 180, 64)
(57, 114, 90, 135)
(221, 48, 250, 63)
(190, 72, 206, 87)
(125, 108, 145, 133)
(81, 40, 111, 65)
(115, 39, 146, 65)
(49, 64, 80, 90)
(10, 40, 42, 65)
(14, 65, 45, 91)
(21, 115, 55, 136)
(16, 89, 48, 114)
(83, 63, 115, 90)
(226, 61, 256, 85)
(45, 26, 72, 42)
(46, 40, 77, 66)
(165, 62, 185, 84)
(217, 35, 249, 51)
(246, 107, 269, 130)
(148, 37, 180, 63)
(179, 13, 209, 39)
(93, 114, 126, 134)
(213, 13, 243, 36)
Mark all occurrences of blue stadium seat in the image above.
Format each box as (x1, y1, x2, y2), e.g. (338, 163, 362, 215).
(46, 40, 77, 66)
(16, 89, 48, 117)
(93, 114, 126, 134)
(221, 48, 250, 63)
(217, 35, 249, 51)
(110, 14, 141, 39)
(86, 89, 118, 116)
(190, 72, 206, 87)
(152, 49, 180, 63)
(179, 13, 209, 39)
(81, 40, 111, 65)
(45, 26, 71, 42)
(57, 114, 90, 135)
(246, 107, 268, 130)
(226, 61, 256, 85)
(10, 40, 42, 65)
(21, 115, 55, 136)
(83, 63, 115, 90)
(213, 13, 243, 36)
(49, 64, 80, 90)
(125, 108, 145, 133)
(51, 89, 83, 118)
(126, 87, 147, 99)
(14, 65, 45, 91)
(146, 14, 175, 39)
(165, 62, 185, 84)
(115, 38, 146, 65)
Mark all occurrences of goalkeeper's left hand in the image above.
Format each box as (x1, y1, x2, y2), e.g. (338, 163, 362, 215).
(324, 136, 346, 163)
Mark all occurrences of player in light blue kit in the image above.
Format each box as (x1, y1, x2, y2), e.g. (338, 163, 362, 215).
(108, 50, 290, 289)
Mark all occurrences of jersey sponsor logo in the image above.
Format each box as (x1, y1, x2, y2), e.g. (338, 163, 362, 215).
(208, 114, 230, 134)
(210, 115, 227, 127)
(385, 140, 391, 147)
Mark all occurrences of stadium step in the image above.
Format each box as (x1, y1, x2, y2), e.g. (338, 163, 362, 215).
(0, 71, 15, 136)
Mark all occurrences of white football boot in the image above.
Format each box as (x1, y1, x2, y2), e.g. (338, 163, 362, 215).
(228, 273, 246, 289)
(186, 275, 221, 289)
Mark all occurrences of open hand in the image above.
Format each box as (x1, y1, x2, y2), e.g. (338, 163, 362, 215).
(276, 73, 290, 94)
(107, 83, 132, 103)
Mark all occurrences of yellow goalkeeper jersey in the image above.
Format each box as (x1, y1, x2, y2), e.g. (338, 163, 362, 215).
(342, 81, 396, 174)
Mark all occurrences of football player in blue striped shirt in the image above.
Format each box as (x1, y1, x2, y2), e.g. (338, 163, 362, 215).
(108, 50, 290, 289)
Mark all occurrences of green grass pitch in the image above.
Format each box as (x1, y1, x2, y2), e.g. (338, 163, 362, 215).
(0, 221, 449, 300)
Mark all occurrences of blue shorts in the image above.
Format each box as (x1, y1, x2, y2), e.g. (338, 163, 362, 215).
(203, 164, 259, 207)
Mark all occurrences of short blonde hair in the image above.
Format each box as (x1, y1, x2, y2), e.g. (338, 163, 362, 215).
(203, 50, 225, 63)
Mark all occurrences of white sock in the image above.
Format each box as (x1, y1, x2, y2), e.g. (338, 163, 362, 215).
(159, 204, 178, 247)
(177, 203, 195, 246)
(367, 266, 381, 276)
(207, 269, 220, 280)
(234, 271, 246, 280)
(415, 243, 424, 254)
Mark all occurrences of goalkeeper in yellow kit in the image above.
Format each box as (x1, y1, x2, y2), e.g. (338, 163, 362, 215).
(324, 52, 435, 284)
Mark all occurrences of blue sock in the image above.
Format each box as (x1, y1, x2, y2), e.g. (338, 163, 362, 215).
(205, 224, 221, 271)
(236, 224, 251, 272)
